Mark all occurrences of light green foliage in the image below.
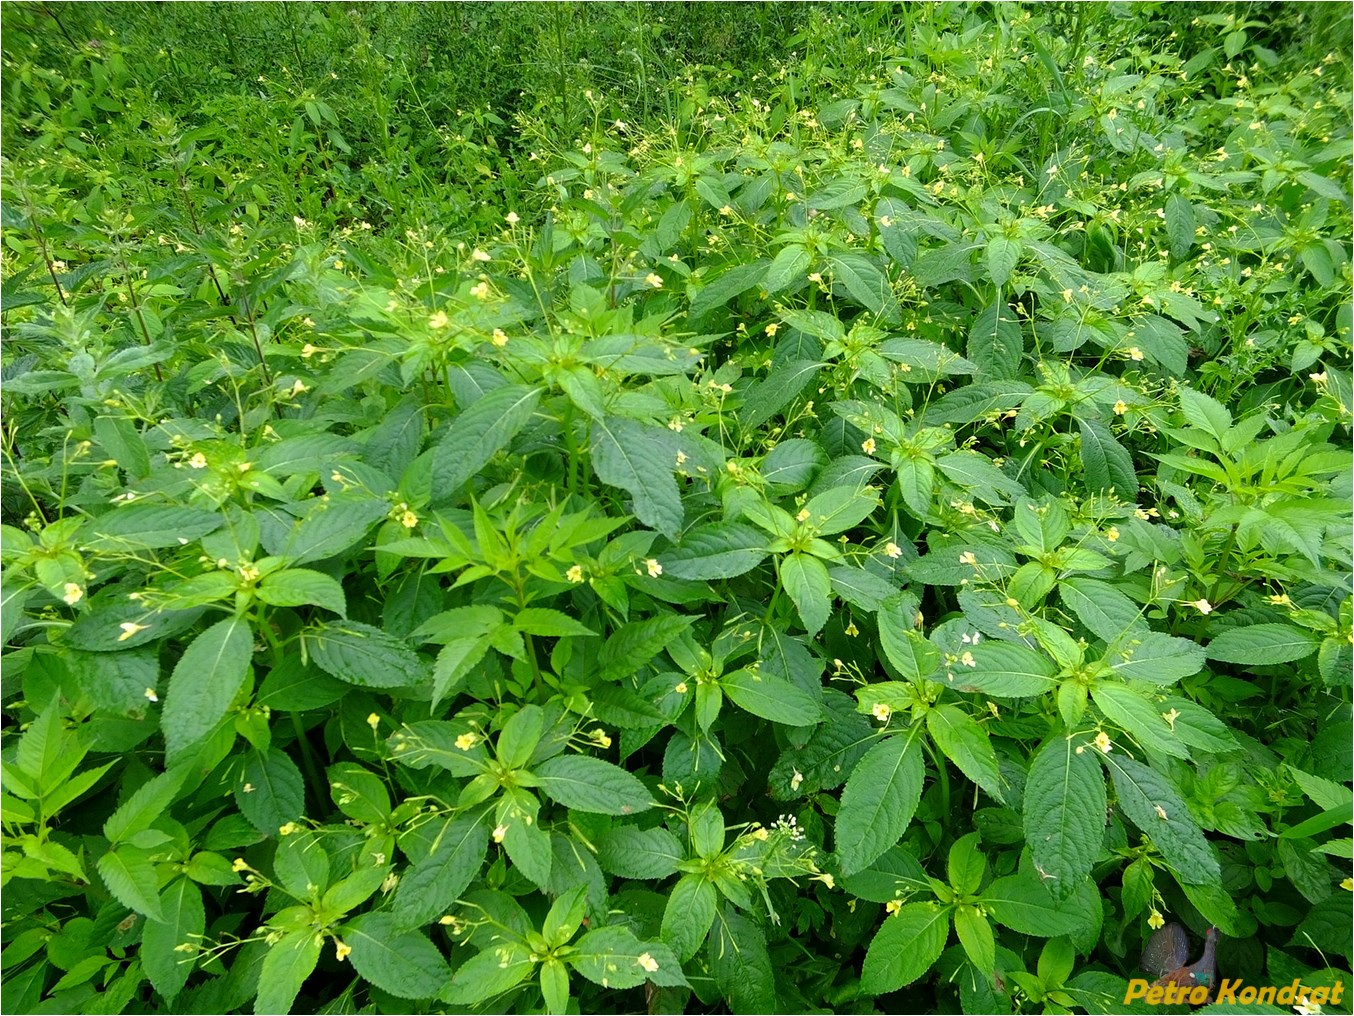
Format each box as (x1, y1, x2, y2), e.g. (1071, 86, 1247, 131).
(1, 2, 1350, 1014)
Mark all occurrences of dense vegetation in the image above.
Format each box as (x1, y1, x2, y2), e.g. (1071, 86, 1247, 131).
(2, 3, 1351, 1013)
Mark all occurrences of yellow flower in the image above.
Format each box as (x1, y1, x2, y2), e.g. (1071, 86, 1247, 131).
(232, 857, 250, 872)
(470, 281, 491, 300)
(492, 824, 508, 844)
(566, 565, 584, 583)
(471, 249, 491, 262)
(455, 733, 478, 751)
(796, 508, 811, 522)
(812, 872, 835, 890)
(118, 621, 149, 642)
(429, 311, 449, 329)
(960, 651, 976, 668)
(334, 939, 352, 962)
(861, 437, 876, 454)
(62, 583, 84, 605)
(1342, 877, 1353, 892)
(1106, 527, 1120, 542)
(884, 542, 902, 558)
(765, 322, 780, 336)
(1127, 347, 1144, 361)
(366, 713, 380, 729)
(872, 702, 892, 723)
(590, 728, 613, 749)
(636, 952, 659, 973)
(400, 510, 419, 529)
(645, 273, 663, 289)
(1190, 598, 1213, 615)
(491, 328, 509, 347)
(1162, 708, 1180, 731)
(646, 559, 663, 578)
(1148, 908, 1165, 930)
(674, 681, 689, 695)
(1094, 731, 1113, 754)
(845, 622, 859, 637)
(1113, 400, 1128, 415)
(144, 687, 159, 703)
(505, 211, 520, 225)
(188, 452, 208, 469)
(301, 343, 318, 358)
(885, 899, 903, 915)
(959, 551, 978, 566)
(279, 822, 299, 836)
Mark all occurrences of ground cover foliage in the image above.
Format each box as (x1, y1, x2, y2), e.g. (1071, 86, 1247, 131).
(1, 2, 1352, 1013)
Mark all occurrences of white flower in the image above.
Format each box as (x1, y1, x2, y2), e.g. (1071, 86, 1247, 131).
(646, 559, 663, 578)
(645, 273, 663, 289)
(1190, 598, 1213, 615)
(505, 211, 520, 225)
(872, 703, 892, 723)
(884, 542, 902, 559)
(636, 952, 659, 973)
(62, 583, 84, 605)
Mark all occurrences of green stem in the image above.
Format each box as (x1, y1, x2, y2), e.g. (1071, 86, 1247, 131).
(925, 739, 952, 835)
(257, 610, 325, 797)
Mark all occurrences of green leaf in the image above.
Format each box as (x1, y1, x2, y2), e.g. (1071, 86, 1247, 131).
(951, 640, 1057, 698)
(431, 635, 492, 709)
(105, 768, 188, 844)
(835, 733, 925, 875)
(661, 522, 766, 580)
(860, 902, 950, 993)
(954, 905, 996, 974)
(1101, 752, 1220, 886)
(306, 620, 429, 689)
(97, 845, 164, 921)
(826, 252, 897, 318)
(142, 878, 204, 1000)
(1177, 387, 1232, 441)
(780, 552, 831, 635)
(162, 616, 253, 761)
(986, 236, 1020, 288)
(590, 416, 683, 538)
(392, 811, 490, 928)
(598, 614, 693, 683)
(1104, 630, 1206, 685)
(263, 495, 389, 566)
(1164, 193, 1195, 260)
(1091, 683, 1190, 760)
(442, 941, 534, 1005)
(1078, 417, 1137, 495)
(1059, 578, 1147, 643)
(572, 926, 687, 989)
(926, 705, 1005, 802)
(596, 826, 684, 880)
(878, 594, 935, 681)
(688, 260, 769, 320)
(84, 506, 223, 551)
(1024, 735, 1107, 900)
(513, 608, 596, 638)
(721, 667, 822, 726)
(497, 705, 545, 770)
(432, 385, 542, 499)
(255, 930, 321, 1016)
(256, 568, 347, 616)
(661, 874, 717, 961)
(235, 748, 304, 836)
(1205, 623, 1322, 665)
(766, 243, 811, 293)
(967, 304, 1023, 380)
(343, 911, 449, 999)
(981, 871, 1085, 936)
(533, 755, 654, 815)
(708, 907, 774, 1012)
(327, 762, 392, 824)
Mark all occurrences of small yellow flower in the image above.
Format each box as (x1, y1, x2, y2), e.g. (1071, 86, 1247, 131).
(566, 565, 584, 583)
(646, 559, 663, 578)
(1106, 527, 1120, 542)
(885, 899, 903, 916)
(959, 551, 978, 566)
(188, 452, 208, 469)
(366, 713, 380, 730)
(118, 621, 149, 642)
(636, 952, 659, 973)
(1162, 708, 1180, 731)
(62, 583, 84, 605)
(861, 437, 877, 455)
(1266, 593, 1292, 607)
(455, 732, 478, 751)
(1341, 877, 1353, 892)
(293, 215, 308, 228)
(812, 872, 835, 890)
(674, 681, 689, 695)
(334, 940, 352, 962)
(645, 273, 663, 289)
(790, 769, 804, 792)
(429, 310, 449, 330)
(400, 510, 419, 529)
(796, 508, 811, 523)
(332, 260, 344, 271)
(301, 343, 318, 358)
(845, 622, 859, 637)
(470, 281, 491, 300)
(884, 542, 902, 558)
(765, 322, 780, 336)
(1148, 908, 1165, 930)
(1190, 598, 1213, 615)
(491, 328, 509, 347)
(1127, 347, 1144, 361)
(590, 728, 612, 749)
(279, 822, 300, 836)
(1094, 731, 1113, 754)
(1113, 400, 1128, 415)
(492, 824, 508, 844)
(232, 857, 250, 872)
(1154, 804, 1168, 820)
(872, 702, 892, 723)
(471, 249, 491, 262)
(505, 211, 520, 225)
(144, 687, 159, 703)
(960, 651, 976, 668)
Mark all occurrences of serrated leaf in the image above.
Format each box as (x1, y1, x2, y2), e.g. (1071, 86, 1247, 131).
(256, 568, 347, 616)
(835, 732, 925, 875)
(661, 874, 717, 961)
(1103, 630, 1206, 685)
(599, 613, 693, 682)
(573, 926, 688, 989)
(926, 704, 1004, 802)
(721, 667, 822, 725)
(142, 878, 204, 1000)
(105, 768, 188, 844)
(951, 640, 1057, 698)
(533, 755, 654, 815)
(1078, 417, 1137, 495)
(83, 506, 223, 551)
(662, 522, 766, 580)
(1205, 623, 1321, 665)
(860, 902, 949, 993)
(255, 930, 321, 1016)
(981, 871, 1085, 936)
(780, 552, 831, 635)
(98, 845, 164, 921)
(1060, 578, 1147, 643)
(766, 243, 811, 293)
(1102, 752, 1220, 886)
(513, 608, 596, 638)
(1091, 682, 1191, 759)
(1024, 736, 1106, 901)
(596, 826, 685, 880)
(392, 811, 491, 928)
(162, 616, 253, 761)
(432, 385, 542, 498)
(306, 620, 428, 689)
(344, 912, 449, 999)
(590, 417, 683, 538)
(235, 748, 304, 835)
